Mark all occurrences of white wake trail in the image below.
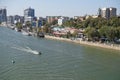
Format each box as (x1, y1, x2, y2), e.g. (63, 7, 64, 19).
(12, 46, 41, 55)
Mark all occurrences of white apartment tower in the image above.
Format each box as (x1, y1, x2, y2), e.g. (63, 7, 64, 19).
(98, 7, 117, 19)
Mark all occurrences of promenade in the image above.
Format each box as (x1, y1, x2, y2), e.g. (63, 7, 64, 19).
(45, 35, 120, 51)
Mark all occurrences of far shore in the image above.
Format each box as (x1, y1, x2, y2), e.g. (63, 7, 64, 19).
(1, 26, 120, 51)
(45, 35, 120, 51)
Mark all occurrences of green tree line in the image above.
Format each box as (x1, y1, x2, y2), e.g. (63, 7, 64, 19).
(63, 17, 120, 42)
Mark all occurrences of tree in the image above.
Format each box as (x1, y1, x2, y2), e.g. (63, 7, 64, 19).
(16, 22, 22, 29)
(25, 21, 33, 32)
(109, 17, 120, 27)
(51, 20, 58, 25)
(43, 26, 49, 33)
(85, 27, 100, 41)
(116, 27, 120, 39)
(72, 30, 78, 38)
(99, 26, 109, 38)
(42, 19, 47, 26)
(26, 21, 32, 27)
(66, 31, 72, 38)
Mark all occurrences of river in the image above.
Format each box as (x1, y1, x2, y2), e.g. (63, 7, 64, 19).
(0, 27, 120, 80)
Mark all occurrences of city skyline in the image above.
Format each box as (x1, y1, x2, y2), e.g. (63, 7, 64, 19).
(0, 0, 120, 17)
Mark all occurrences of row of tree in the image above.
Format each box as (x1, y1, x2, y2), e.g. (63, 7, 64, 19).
(85, 26, 120, 42)
(63, 17, 120, 42)
(63, 17, 120, 28)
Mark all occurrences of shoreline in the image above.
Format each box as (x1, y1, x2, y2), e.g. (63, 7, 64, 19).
(45, 35, 120, 51)
(1, 26, 120, 51)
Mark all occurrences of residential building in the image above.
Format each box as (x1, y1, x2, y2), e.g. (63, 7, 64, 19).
(19, 16, 24, 23)
(91, 15, 98, 18)
(85, 15, 91, 19)
(0, 8, 7, 22)
(58, 16, 69, 26)
(39, 17, 46, 21)
(101, 8, 110, 19)
(99, 7, 117, 19)
(98, 8, 101, 17)
(32, 17, 45, 28)
(36, 19, 43, 27)
(46, 16, 59, 23)
(24, 7, 35, 22)
(109, 7, 117, 17)
(63, 16, 69, 21)
(38, 17, 47, 26)
(7, 16, 14, 24)
(25, 17, 33, 22)
(13, 15, 20, 23)
(13, 15, 24, 24)
(58, 17, 64, 26)
(74, 16, 85, 21)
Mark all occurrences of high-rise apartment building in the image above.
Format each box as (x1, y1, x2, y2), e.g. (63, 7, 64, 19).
(0, 8, 7, 22)
(101, 8, 110, 19)
(24, 7, 35, 22)
(98, 7, 117, 19)
(109, 7, 117, 17)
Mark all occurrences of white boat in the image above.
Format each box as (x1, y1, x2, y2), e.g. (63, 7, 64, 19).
(15, 28, 17, 31)
(15, 28, 21, 32)
(12, 60, 15, 64)
(12, 46, 41, 55)
(10, 26, 15, 30)
(22, 30, 31, 36)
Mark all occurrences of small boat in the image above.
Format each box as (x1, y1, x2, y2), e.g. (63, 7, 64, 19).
(15, 28, 21, 32)
(12, 46, 42, 55)
(22, 31, 31, 36)
(37, 32, 45, 38)
(38, 52, 42, 55)
(21, 30, 31, 36)
(12, 60, 15, 64)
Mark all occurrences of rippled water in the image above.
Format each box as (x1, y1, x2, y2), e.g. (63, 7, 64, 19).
(0, 27, 120, 80)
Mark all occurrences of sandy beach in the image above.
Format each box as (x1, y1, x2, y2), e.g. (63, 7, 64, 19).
(45, 35, 120, 51)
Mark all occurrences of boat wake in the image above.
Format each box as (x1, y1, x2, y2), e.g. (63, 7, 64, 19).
(11, 46, 41, 55)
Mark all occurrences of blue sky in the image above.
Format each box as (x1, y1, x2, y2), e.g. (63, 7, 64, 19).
(0, 0, 120, 17)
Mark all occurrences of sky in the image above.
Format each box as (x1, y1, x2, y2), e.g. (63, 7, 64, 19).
(0, 0, 120, 17)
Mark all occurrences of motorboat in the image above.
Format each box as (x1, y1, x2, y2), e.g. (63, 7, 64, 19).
(38, 52, 42, 55)
(12, 46, 42, 55)
(22, 31, 31, 36)
(21, 29, 31, 36)
(15, 28, 21, 32)
(12, 60, 15, 64)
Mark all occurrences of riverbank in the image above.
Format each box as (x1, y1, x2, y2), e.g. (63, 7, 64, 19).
(1, 26, 120, 51)
(45, 35, 120, 51)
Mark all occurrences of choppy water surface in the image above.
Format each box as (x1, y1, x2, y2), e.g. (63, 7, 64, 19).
(0, 27, 120, 80)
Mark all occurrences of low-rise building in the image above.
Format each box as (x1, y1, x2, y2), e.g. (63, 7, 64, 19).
(91, 15, 98, 18)
(13, 15, 24, 24)
(46, 16, 58, 23)
(58, 17, 64, 26)
(74, 16, 85, 21)
(7, 16, 14, 25)
(58, 16, 69, 26)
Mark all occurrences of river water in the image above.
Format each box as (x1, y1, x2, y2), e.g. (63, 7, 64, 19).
(0, 27, 120, 80)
